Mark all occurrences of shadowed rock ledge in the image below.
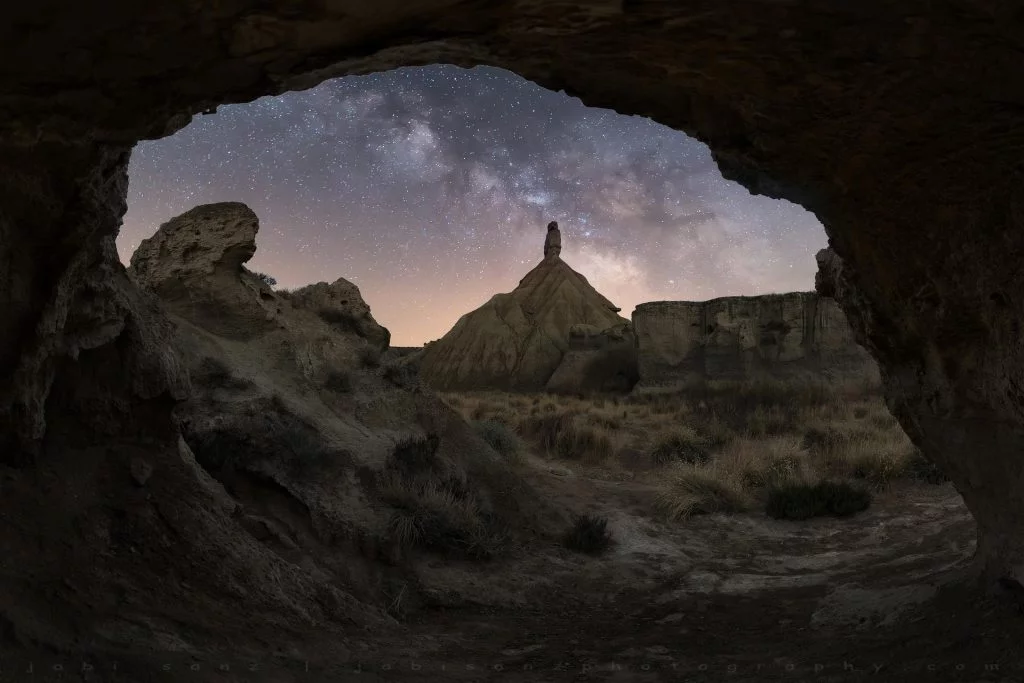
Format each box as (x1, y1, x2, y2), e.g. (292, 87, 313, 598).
(0, 0, 1023, 666)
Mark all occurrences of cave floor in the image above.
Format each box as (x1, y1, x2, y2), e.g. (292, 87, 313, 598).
(8, 468, 1024, 683)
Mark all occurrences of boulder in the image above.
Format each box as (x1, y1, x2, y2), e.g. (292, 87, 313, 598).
(129, 202, 277, 340)
(285, 278, 391, 352)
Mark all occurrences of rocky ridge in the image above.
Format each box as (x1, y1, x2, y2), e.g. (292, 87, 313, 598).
(101, 202, 547, 650)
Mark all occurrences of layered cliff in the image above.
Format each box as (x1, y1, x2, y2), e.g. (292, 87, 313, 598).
(632, 293, 879, 389)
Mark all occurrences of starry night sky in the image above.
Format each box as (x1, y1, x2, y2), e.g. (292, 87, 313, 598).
(117, 65, 826, 346)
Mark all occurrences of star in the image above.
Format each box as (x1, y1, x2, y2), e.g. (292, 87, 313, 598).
(118, 65, 825, 346)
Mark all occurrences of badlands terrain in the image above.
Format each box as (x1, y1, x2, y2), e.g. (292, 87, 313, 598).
(2, 202, 1015, 682)
(3, 3, 1024, 681)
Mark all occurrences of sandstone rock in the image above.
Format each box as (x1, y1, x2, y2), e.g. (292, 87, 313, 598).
(632, 293, 879, 390)
(544, 221, 562, 259)
(1, 0, 1024, 658)
(128, 202, 550, 647)
(285, 278, 390, 352)
(129, 203, 278, 340)
(416, 227, 632, 391)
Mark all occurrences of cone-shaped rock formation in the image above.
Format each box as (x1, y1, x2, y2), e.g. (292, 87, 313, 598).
(416, 225, 635, 392)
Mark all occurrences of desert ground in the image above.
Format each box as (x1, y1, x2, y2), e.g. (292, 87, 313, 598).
(15, 381, 1017, 682)
(316, 386, 1013, 683)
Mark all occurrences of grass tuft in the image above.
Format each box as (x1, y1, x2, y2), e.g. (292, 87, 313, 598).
(563, 513, 613, 555)
(656, 463, 750, 521)
(473, 420, 526, 464)
(650, 427, 710, 466)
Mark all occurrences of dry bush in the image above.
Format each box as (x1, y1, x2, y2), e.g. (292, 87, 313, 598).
(473, 419, 526, 465)
(716, 436, 813, 490)
(818, 425, 920, 489)
(518, 410, 618, 463)
(375, 436, 511, 560)
(649, 426, 710, 466)
(655, 462, 751, 521)
(442, 380, 937, 498)
(563, 513, 613, 555)
(322, 369, 353, 393)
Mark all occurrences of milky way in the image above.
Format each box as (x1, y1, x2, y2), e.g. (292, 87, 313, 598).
(117, 65, 826, 346)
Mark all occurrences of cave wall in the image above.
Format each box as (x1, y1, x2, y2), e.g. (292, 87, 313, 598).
(0, 0, 1023, 644)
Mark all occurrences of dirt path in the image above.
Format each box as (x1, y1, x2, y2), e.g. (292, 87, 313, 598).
(9, 469, 1021, 683)
(313, 473, 1013, 683)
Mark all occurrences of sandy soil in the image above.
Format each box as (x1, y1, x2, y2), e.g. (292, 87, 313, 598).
(9, 463, 1023, 683)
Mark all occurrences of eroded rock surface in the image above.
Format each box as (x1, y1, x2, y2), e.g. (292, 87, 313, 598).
(416, 229, 633, 391)
(286, 278, 391, 352)
(0, 200, 548, 659)
(0, 0, 1023, 664)
(633, 293, 879, 389)
(129, 202, 277, 339)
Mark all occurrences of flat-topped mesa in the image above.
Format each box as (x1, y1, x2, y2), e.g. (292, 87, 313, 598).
(632, 292, 880, 390)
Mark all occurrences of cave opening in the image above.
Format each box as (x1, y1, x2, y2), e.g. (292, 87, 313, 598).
(107, 62, 981, 674)
(117, 65, 827, 348)
(2, 2, 1024, 678)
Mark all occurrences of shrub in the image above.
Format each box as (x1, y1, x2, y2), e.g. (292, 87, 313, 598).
(765, 481, 871, 520)
(656, 464, 750, 521)
(519, 411, 614, 462)
(747, 405, 797, 436)
(473, 420, 526, 464)
(389, 434, 442, 476)
(563, 513, 613, 555)
(323, 369, 353, 393)
(741, 454, 804, 489)
(650, 427, 710, 466)
(849, 452, 905, 488)
(802, 426, 848, 453)
(378, 471, 508, 560)
(520, 411, 577, 453)
(699, 418, 736, 450)
(252, 271, 277, 287)
(383, 360, 416, 386)
(360, 345, 382, 368)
